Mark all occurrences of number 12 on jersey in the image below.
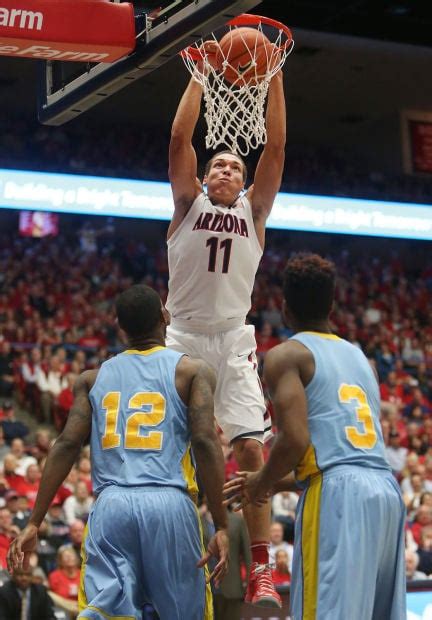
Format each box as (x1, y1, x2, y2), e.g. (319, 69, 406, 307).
(101, 391, 166, 450)
(206, 237, 232, 273)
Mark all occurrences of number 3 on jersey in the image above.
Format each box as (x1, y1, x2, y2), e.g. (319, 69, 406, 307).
(101, 391, 166, 450)
(339, 384, 377, 449)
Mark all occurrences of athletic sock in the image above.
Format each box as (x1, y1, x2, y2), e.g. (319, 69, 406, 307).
(251, 541, 269, 565)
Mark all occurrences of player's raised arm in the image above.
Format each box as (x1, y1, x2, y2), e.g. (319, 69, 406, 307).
(7, 370, 95, 572)
(249, 71, 286, 245)
(168, 77, 203, 226)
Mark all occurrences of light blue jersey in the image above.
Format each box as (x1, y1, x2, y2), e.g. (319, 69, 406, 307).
(288, 332, 406, 620)
(79, 346, 212, 619)
(88, 345, 198, 498)
(292, 331, 390, 481)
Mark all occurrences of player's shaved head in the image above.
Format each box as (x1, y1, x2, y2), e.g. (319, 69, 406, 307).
(283, 253, 335, 322)
(116, 285, 162, 339)
(204, 150, 247, 182)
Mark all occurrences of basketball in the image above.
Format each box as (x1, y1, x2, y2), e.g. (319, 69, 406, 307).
(217, 27, 275, 85)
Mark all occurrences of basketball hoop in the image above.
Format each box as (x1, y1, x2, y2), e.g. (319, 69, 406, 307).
(181, 14, 293, 156)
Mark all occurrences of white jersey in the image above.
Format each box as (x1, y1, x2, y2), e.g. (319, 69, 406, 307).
(166, 192, 263, 333)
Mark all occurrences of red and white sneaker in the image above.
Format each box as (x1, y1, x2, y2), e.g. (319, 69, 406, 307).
(245, 562, 282, 608)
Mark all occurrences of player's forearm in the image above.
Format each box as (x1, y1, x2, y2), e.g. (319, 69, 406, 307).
(258, 432, 307, 493)
(28, 437, 82, 528)
(171, 78, 203, 144)
(193, 435, 228, 530)
(265, 72, 286, 150)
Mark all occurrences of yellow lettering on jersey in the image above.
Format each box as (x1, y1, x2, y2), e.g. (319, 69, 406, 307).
(101, 392, 121, 449)
(101, 391, 166, 451)
(126, 392, 165, 450)
(339, 384, 377, 450)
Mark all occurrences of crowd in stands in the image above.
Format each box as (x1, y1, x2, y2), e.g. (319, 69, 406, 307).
(0, 213, 430, 616)
(1, 119, 432, 205)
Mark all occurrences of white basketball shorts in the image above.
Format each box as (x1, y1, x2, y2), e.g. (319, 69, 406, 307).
(166, 324, 271, 443)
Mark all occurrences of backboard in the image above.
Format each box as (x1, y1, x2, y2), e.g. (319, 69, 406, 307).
(37, 0, 262, 126)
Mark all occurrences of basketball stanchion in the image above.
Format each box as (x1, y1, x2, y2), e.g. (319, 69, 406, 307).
(181, 14, 294, 156)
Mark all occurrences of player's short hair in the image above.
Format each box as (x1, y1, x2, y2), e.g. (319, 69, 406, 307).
(283, 253, 336, 322)
(204, 150, 247, 182)
(115, 285, 161, 339)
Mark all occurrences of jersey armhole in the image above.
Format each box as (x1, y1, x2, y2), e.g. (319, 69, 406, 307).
(168, 193, 205, 246)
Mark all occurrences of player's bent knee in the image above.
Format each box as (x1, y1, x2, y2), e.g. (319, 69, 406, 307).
(232, 437, 264, 469)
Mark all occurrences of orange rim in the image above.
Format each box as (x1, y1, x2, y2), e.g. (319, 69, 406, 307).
(181, 13, 293, 60)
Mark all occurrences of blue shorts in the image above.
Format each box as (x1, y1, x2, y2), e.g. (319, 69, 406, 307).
(77, 486, 213, 620)
(291, 466, 406, 620)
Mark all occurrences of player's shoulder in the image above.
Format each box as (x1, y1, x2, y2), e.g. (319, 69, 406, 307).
(265, 339, 313, 370)
(264, 340, 315, 387)
(76, 368, 99, 393)
(176, 355, 216, 385)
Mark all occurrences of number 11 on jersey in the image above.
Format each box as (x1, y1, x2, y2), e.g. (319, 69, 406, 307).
(206, 237, 232, 273)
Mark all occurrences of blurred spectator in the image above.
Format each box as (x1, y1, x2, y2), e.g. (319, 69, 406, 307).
(214, 509, 251, 620)
(36, 356, 68, 424)
(48, 547, 80, 602)
(0, 567, 56, 620)
(417, 525, 432, 576)
(21, 347, 42, 418)
(271, 549, 291, 587)
(65, 520, 85, 566)
(62, 481, 93, 526)
(0, 507, 19, 569)
(268, 522, 293, 571)
(13, 463, 41, 509)
(410, 505, 432, 547)
(35, 520, 57, 576)
(271, 491, 298, 543)
(12, 495, 31, 530)
(29, 429, 52, 464)
(0, 342, 14, 398)
(0, 402, 28, 443)
(55, 373, 76, 431)
(0, 428, 9, 464)
(405, 549, 427, 581)
(385, 431, 408, 475)
(77, 456, 92, 494)
(9, 438, 37, 477)
(45, 503, 69, 550)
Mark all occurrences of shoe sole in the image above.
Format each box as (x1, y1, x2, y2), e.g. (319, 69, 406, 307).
(251, 596, 282, 609)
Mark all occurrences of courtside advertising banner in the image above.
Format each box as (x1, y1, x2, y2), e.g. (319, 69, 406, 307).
(0, 168, 431, 240)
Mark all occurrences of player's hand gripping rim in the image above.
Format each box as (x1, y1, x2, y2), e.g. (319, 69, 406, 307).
(223, 471, 271, 511)
(7, 523, 38, 573)
(197, 528, 229, 587)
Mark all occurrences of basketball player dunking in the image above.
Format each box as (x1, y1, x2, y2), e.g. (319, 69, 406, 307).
(166, 68, 286, 607)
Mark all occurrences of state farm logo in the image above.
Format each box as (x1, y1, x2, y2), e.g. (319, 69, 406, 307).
(0, 6, 43, 31)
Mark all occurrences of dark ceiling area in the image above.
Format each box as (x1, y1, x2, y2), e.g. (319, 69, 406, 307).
(0, 0, 431, 176)
(258, 1, 432, 47)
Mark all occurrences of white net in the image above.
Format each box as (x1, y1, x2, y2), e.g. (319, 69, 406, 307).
(181, 16, 293, 156)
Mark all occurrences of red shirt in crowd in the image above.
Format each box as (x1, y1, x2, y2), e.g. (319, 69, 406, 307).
(48, 569, 80, 600)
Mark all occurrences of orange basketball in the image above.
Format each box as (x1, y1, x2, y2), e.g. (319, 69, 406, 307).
(217, 27, 274, 85)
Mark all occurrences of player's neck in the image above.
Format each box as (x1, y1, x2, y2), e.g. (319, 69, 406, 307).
(127, 337, 165, 351)
(293, 320, 332, 335)
(207, 192, 240, 208)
